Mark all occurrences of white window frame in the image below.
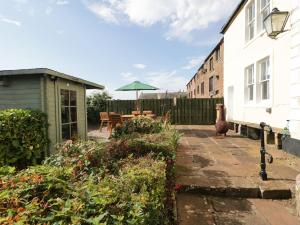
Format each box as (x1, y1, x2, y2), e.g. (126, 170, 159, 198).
(258, 0, 270, 32)
(245, 1, 256, 42)
(245, 64, 255, 103)
(257, 57, 270, 102)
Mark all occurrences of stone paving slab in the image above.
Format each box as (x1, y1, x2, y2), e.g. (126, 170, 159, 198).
(177, 193, 300, 225)
(175, 125, 300, 199)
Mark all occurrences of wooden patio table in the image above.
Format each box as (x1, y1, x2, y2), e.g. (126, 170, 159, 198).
(121, 114, 134, 122)
(145, 114, 156, 119)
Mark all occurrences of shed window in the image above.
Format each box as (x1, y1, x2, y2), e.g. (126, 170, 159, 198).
(61, 89, 78, 140)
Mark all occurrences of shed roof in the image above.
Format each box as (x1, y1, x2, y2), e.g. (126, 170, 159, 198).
(220, 0, 247, 34)
(0, 68, 104, 90)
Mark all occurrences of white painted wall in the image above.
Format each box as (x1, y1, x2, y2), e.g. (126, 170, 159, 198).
(289, 0, 300, 139)
(224, 0, 300, 140)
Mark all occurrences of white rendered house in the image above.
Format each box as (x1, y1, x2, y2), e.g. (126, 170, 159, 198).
(221, 0, 300, 147)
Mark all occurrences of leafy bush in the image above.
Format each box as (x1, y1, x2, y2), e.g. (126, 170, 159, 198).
(44, 140, 111, 179)
(87, 92, 111, 124)
(0, 117, 180, 224)
(109, 130, 179, 160)
(112, 116, 163, 139)
(0, 109, 49, 169)
(0, 157, 168, 225)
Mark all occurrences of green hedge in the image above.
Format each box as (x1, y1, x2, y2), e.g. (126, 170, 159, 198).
(0, 117, 179, 224)
(0, 109, 49, 169)
(0, 157, 167, 224)
(112, 116, 163, 139)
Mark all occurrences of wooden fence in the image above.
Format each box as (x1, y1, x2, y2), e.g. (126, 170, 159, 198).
(106, 98, 224, 125)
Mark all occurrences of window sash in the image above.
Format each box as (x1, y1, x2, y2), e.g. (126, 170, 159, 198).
(246, 2, 255, 40)
(258, 58, 270, 100)
(260, 59, 270, 82)
(248, 84, 254, 101)
(260, 0, 270, 11)
(61, 89, 77, 140)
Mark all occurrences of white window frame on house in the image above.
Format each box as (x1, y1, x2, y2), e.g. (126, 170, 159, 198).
(245, 1, 255, 42)
(258, 0, 270, 32)
(245, 64, 255, 103)
(257, 57, 270, 102)
(243, 56, 272, 107)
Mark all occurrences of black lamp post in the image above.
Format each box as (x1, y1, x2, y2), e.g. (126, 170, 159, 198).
(259, 122, 274, 181)
(263, 8, 290, 39)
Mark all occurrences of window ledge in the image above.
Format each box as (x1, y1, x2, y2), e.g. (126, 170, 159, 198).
(244, 30, 266, 49)
(243, 101, 272, 108)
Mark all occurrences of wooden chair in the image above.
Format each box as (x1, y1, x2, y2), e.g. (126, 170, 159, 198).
(108, 114, 122, 136)
(132, 111, 141, 116)
(99, 112, 109, 132)
(143, 110, 153, 115)
(162, 110, 171, 127)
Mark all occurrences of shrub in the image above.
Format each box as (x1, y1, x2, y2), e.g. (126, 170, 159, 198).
(109, 130, 179, 160)
(0, 109, 49, 169)
(112, 116, 163, 139)
(44, 140, 116, 179)
(0, 157, 168, 225)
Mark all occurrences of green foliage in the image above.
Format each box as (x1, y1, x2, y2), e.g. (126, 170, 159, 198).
(0, 109, 49, 169)
(109, 130, 179, 160)
(0, 118, 180, 224)
(44, 140, 110, 179)
(112, 116, 163, 139)
(87, 92, 111, 124)
(0, 158, 168, 224)
(0, 166, 16, 176)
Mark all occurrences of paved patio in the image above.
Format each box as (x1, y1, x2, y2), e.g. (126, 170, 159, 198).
(175, 125, 300, 225)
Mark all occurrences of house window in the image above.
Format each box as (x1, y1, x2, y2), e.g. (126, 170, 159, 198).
(201, 82, 205, 95)
(246, 1, 255, 41)
(209, 58, 214, 71)
(197, 85, 200, 94)
(194, 89, 196, 96)
(245, 65, 255, 102)
(61, 89, 78, 140)
(209, 76, 214, 92)
(215, 47, 221, 61)
(259, 0, 270, 31)
(258, 57, 270, 100)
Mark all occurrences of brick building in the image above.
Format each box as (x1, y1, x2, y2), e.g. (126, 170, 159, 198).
(186, 38, 224, 99)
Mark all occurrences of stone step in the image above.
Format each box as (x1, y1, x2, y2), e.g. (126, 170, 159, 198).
(177, 184, 292, 199)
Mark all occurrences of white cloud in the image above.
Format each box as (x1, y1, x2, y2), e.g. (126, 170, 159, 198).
(182, 56, 204, 70)
(85, 1, 120, 24)
(121, 72, 137, 82)
(83, 0, 240, 41)
(56, 0, 70, 5)
(146, 70, 188, 92)
(133, 64, 147, 69)
(0, 15, 21, 26)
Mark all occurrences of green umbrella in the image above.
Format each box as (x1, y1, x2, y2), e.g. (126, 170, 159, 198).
(116, 81, 159, 110)
(116, 81, 158, 99)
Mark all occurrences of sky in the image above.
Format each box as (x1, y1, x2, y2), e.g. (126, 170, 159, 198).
(0, 0, 240, 99)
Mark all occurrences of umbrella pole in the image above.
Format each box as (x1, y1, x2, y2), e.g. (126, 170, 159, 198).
(136, 90, 139, 111)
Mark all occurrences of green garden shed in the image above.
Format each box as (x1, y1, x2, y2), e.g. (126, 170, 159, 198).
(0, 68, 104, 152)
